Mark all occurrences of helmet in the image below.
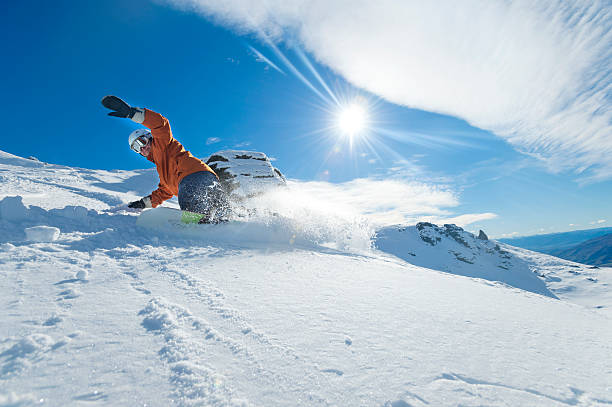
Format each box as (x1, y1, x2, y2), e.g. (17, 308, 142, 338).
(128, 129, 152, 153)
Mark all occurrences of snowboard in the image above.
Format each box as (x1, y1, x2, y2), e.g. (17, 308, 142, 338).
(136, 207, 208, 230)
(136, 206, 306, 246)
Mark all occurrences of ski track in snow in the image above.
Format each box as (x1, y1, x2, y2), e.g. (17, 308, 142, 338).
(135, 250, 354, 406)
(1, 150, 612, 406)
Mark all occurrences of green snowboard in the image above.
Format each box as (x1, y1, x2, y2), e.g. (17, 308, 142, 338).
(180, 210, 207, 224)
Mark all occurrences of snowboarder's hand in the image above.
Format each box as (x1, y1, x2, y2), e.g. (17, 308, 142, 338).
(127, 196, 152, 209)
(101, 95, 137, 119)
(127, 199, 145, 209)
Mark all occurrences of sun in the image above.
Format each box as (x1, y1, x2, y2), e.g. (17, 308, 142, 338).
(337, 104, 368, 137)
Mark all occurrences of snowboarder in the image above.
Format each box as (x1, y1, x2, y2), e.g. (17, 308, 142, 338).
(101, 95, 228, 222)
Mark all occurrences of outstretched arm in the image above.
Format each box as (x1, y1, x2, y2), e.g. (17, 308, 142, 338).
(102, 95, 172, 146)
(140, 109, 172, 147)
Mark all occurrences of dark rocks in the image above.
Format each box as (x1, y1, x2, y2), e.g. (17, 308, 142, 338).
(234, 154, 267, 161)
(449, 250, 475, 264)
(416, 222, 434, 231)
(444, 224, 471, 247)
(420, 234, 441, 246)
(207, 154, 229, 163)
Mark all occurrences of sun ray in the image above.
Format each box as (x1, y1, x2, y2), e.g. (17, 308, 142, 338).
(375, 127, 482, 150)
(246, 44, 286, 75)
(294, 47, 340, 106)
(258, 33, 333, 106)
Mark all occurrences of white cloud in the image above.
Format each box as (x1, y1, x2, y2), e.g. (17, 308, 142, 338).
(164, 0, 612, 180)
(590, 219, 607, 225)
(206, 137, 221, 145)
(435, 213, 498, 227)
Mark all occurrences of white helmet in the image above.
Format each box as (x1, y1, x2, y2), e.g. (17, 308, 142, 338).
(128, 129, 152, 153)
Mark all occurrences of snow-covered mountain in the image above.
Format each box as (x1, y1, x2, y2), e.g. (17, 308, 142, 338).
(1, 149, 611, 406)
(376, 222, 612, 310)
(376, 223, 555, 297)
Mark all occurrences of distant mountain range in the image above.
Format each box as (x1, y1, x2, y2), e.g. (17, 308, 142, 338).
(499, 227, 612, 266)
(549, 233, 612, 267)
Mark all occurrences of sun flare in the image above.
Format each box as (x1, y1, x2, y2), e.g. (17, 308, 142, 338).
(337, 104, 368, 136)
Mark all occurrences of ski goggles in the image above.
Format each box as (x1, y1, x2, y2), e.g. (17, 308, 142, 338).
(131, 135, 151, 153)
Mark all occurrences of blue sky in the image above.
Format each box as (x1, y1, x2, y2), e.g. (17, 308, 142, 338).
(1, 0, 610, 238)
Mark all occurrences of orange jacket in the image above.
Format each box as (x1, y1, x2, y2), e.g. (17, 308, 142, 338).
(142, 108, 217, 207)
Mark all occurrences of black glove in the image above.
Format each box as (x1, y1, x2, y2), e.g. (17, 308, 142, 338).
(127, 196, 152, 209)
(101, 95, 137, 118)
(128, 199, 146, 209)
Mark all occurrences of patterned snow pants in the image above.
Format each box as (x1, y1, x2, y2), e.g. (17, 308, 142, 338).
(178, 171, 229, 222)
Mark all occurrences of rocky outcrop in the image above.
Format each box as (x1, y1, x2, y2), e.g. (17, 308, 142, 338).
(206, 150, 286, 202)
(375, 222, 555, 298)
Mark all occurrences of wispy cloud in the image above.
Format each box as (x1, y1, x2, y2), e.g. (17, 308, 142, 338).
(206, 137, 221, 145)
(163, 0, 612, 181)
(438, 213, 498, 227)
(387, 158, 453, 184)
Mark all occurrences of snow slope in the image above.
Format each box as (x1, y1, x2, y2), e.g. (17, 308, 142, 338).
(504, 244, 612, 315)
(1, 150, 611, 406)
